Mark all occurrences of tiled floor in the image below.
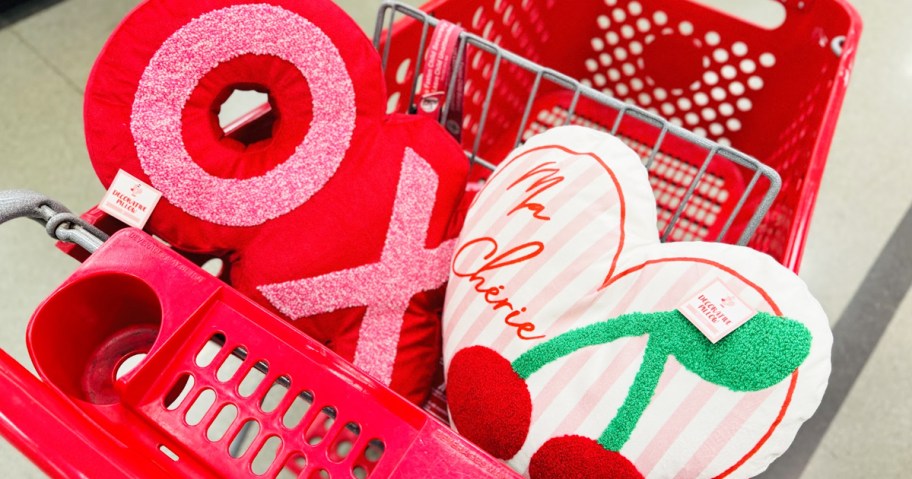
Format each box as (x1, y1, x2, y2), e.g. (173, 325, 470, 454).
(0, 0, 909, 477)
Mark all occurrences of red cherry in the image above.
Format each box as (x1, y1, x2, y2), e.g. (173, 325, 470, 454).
(529, 436, 644, 479)
(447, 346, 532, 459)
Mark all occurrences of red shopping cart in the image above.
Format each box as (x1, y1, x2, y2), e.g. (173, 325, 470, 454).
(0, 0, 859, 477)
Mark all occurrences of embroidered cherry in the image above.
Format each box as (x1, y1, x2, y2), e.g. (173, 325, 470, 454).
(448, 346, 531, 459)
(448, 310, 812, 479)
(528, 436, 642, 479)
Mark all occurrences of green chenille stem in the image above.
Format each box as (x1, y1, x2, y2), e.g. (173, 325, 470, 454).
(509, 309, 812, 452)
(511, 311, 656, 380)
(598, 337, 668, 451)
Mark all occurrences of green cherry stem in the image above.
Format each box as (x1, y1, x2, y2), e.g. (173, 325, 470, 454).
(511, 312, 655, 380)
(598, 337, 668, 451)
(509, 309, 812, 453)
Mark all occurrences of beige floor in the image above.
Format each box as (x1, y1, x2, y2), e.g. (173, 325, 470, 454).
(0, 0, 909, 477)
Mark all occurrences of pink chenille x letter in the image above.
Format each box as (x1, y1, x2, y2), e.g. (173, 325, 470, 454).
(258, 148, 456, 385)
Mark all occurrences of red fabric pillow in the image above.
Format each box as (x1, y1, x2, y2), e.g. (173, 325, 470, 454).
(84, 0, 467, 403)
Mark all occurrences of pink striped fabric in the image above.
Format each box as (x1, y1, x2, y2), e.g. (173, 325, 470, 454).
(442, 127, 830, 479)
(444, 158, 618, 345)
(636, 381, 718, 475)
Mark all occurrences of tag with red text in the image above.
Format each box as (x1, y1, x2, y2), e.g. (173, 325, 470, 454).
(679, 280, 756, 343)
(418, 20, 465, 140)
(99, 169, 162, 229)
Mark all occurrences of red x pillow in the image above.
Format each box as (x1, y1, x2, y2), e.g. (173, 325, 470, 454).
(84, 0, 468, 404)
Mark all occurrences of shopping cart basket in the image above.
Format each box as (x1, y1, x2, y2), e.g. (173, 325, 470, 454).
(0, 191, 522, 478)
(377, 0, 861, 271)
(0, 0, 859, 477)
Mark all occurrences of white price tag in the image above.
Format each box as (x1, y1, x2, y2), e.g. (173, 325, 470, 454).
(679, 280, 756, 343)
(99, 170, 162, 229)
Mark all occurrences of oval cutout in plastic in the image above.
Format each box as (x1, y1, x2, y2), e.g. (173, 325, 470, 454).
(185, 389, 216, 426)
(364, 439, 385, 463)
(261, 376, 290, 413)
(251, 436, 283, 475)
(207, 404, 238, 442)
(329, 423, 361, 462)
(238, 362, 268, 397)
(196, 333, 225, 367)
(115, 352, 147, 380)
(277, 454, 307, 479)
(217, 346, 247, 382)
(229, 420, 260, 458)
(304, 407, 337, 446)
(164, 373, 195, 410)
(283, 390, 314, 429)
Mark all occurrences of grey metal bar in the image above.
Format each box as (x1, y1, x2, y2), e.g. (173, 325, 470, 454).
(646, 125, 669, 169)
(564, 85, 582, 126)
(737, 165, 781, 246)
(610, 107, 628, 135)
(406, 20, 432, 112)
(661, 146, 718, 242)
(381, 8, 396, 70)
(471, 157, 498, 171)
(376, 1, 781, 245)
(372, 3, 390, 49)
(514, 70, 544, 148)
(470, 50, 503, 164)
(716, 170, 761, 242)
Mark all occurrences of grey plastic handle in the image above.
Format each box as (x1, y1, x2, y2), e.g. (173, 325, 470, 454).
(0, 190, 108, 254)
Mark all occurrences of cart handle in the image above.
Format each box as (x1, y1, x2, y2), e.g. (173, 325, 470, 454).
(0, 190, 107, 254)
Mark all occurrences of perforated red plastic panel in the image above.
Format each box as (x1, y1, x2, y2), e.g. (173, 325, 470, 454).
(17, 229, 521, 479)
(381, 0, 861, 270)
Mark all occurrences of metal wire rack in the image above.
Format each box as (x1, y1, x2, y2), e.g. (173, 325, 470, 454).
(373, 1, 782, 246)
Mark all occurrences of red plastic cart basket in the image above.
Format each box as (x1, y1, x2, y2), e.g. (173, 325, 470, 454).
(0, 193, 522, 479)
(377, 0, 861, 271)
(0, 0, 860, 477)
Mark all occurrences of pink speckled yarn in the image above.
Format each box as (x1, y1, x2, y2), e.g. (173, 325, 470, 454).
(259, 149, 456, 385)
(130, 4, 355, 226)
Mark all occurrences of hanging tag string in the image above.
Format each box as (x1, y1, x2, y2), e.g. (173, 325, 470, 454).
(417, 21, 465, 141)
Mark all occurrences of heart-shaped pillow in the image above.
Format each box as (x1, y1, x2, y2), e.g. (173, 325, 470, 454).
(84, 0, 468, 403)
(443, 126, 830, 478)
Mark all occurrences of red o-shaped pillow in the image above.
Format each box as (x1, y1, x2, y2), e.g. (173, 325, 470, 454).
(84, 0, 468, 403)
